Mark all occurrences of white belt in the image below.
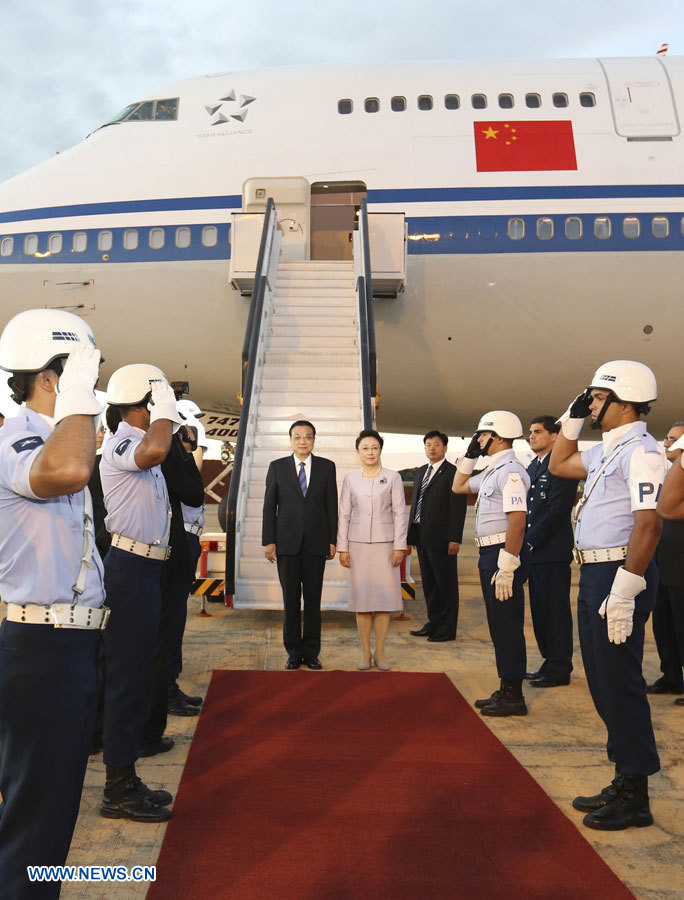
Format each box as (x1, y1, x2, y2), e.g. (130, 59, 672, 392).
(475, 532, 507, 548)
(5, 603, 110, 630)
(573, 546, 628, 565)
(110, 533, 171, 561)
(184, 523, 203, 536)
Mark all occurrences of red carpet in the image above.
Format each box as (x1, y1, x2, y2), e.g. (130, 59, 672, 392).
(148, 671, 636, 900)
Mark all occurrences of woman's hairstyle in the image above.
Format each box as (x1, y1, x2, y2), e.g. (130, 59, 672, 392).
(355, 428, 384, 450)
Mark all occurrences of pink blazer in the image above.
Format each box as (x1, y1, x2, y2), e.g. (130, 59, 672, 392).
(337, 468, 407, 551)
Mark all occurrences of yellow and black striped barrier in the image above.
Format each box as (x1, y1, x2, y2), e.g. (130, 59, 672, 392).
(191, 578, 225, 599)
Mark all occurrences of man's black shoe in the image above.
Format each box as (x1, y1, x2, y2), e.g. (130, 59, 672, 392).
(474, 686, 502, 709)
(409, 626, 433, 637)
(139, 736, 175, 758)
(524, 669, 543, 680)
(480, 680, 527, 717)
(573, 772, 624, 812)
(675, 697, 684, 706)
(285, 656, 302, 670)
(427, 634, 455, 642)
(582, 775, 653, 830)
(167, 695, 201, 717)
(646, 677, 683, 695)
(305, 658, 323, 670)
(101, 775, 173, 822)
(529, 676, 570, 688)
(169, 681, 202, 707)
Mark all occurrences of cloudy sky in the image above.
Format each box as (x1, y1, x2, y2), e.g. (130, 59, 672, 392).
(1, 0, 683, 184)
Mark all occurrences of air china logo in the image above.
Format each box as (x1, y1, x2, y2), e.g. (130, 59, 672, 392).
(205, 90, 256, 126)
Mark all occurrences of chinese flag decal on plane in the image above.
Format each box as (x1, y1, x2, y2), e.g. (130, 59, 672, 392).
(473, 121, 577, 172)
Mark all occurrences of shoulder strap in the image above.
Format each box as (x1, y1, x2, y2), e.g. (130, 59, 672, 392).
(573, 436, 641, 524)
(72, 487, 96, 601)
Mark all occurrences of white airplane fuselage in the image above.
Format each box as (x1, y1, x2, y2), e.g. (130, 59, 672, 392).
(1, 57, 683, 434)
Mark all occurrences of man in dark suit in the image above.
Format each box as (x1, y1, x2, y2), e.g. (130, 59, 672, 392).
(262, 420, 338, 670)
(525, 415, 578, 687)
(407, 431, 466, 642)
(647, 420, 684, 700)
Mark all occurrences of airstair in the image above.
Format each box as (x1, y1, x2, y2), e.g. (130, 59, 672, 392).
(224, 199, 386, 609)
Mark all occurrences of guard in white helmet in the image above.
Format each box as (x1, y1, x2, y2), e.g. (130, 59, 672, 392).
(98, 363, 182, 823)
(0, 309, 106, 899)
(452, 411, 530, 716)
(551, 360, 664, 831)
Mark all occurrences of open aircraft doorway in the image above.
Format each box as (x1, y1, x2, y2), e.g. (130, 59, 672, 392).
(310, 181, 367, 261)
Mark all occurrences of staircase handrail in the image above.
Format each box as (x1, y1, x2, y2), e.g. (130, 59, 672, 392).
(225, 198, 278, 596)
(356, 198, 377, 429)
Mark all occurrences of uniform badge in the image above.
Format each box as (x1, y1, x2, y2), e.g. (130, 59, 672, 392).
(11, 436, 44, 453)
(115, 438, 132, 456)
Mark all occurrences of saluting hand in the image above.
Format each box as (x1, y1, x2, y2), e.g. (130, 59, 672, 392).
(54, 344, 103, 424)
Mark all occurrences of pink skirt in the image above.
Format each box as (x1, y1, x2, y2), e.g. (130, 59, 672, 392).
(347, 541, 403, 612)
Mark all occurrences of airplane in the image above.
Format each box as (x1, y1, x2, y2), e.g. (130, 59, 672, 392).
(1, 55, 683, 437)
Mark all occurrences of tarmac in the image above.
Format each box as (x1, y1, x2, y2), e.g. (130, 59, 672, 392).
(25, 510, 684, 899)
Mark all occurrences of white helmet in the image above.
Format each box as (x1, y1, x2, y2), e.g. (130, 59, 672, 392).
(177, 399, 205, 420)
(588, 360, 657, 404)
(0, 309, 97, 373)
(476, 410, 523, 440)
(106, 363, 168, 406)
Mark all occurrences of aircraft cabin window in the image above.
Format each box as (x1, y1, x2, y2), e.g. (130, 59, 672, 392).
(364, 98, 380, 113)
(498, 93, 514, 109)
(48, 233, 63, 254)
(579, 92, 596, 108)
(391, 96, 406, 111)
(98, 231, 113, 252)
(24, 235, 38, 255)
(0, 237, 14, 257)
(594, 216, 612, 239)
(444, 94, 460, 110)
(623, 217, 640, 239)
(149, 228, 165, 249)
(507, 218, 525, 240)
(123, 229, 139, 250)
(525, 93, 541, 108)
(652, 216, 670, 238)
(202, 226, 218, 247)
(565, 217, 582, 239)
(471, 94, 487, 109)
(536, 217, 554, 240)
(154, 99, 178, 120)
(176, 227, 192, 248)
(417, 95, 433, 110)
(104, 103, 139, 125)
(552, 93, 569, 108)
(72, 232, 87, 252)
(338, 99, 353, 115)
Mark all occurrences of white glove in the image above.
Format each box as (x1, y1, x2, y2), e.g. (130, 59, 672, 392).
(54, 344, 103, 425)
(670, 435, 684, 468)
(557, 389, 592, 440)
(598, 566, 646, 644)
(490, 549, 520, 602)
(148, 380, 183, 429)
(456, 456, 476, 475)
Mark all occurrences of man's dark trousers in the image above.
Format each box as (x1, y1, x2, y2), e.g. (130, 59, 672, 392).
(262, 453, 338, 662)
(652, 519, 684, 690)
(406, 460, 465, 639)
(525, 455, 577, 681)
(478, 544, 526, 680)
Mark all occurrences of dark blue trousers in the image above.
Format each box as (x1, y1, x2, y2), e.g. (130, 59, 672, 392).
(577, 559, 660, 776)
(478, 545, 527, 680)
(0, 620, 99, 900)
(417, 546, 460, 639)
(528, 562, 574, 681)
(168, 532, 202, 682)
(102, 547, 163, 767)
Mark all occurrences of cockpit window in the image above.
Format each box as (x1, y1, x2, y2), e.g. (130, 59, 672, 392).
(101, 98, 179, 127)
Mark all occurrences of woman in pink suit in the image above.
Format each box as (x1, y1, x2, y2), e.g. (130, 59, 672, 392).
(337, 430, 407, 670)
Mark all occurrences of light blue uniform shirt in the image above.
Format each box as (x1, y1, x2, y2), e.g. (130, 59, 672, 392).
(0, 408, 105, 608)
(181, 503, 205, 528)
(469, 450, 530, 538)
(100, 421, 171, 546)
(576, 421, 665, 551)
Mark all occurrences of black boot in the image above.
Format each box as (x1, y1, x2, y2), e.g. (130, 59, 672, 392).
(167, 681, 201, 717)
(573, 769, 624, 812)
(474, 680, 503, 709)
(583, 774, 653, 830)
(169, 680, 203, 707)
(480, 679, 527, 717)
(101, 766, 173, 822)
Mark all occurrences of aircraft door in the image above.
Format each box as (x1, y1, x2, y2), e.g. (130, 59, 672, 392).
(310, 181, 367, 261)
(243, 176, 310, 261)
(599, 58, 680, 139)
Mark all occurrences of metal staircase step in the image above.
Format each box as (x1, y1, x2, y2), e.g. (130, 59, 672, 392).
(270, 315, 356, 329)
(264, 351, 359, 365)
(259, 391, 359, 406)
(256, 404, 362, 420)
(268, 336, 357, 348)
(261, 377, 359, 393)
(261, 364, 359, 380)
(255, 418, 362, 435)
(270, 325, 357, 338)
